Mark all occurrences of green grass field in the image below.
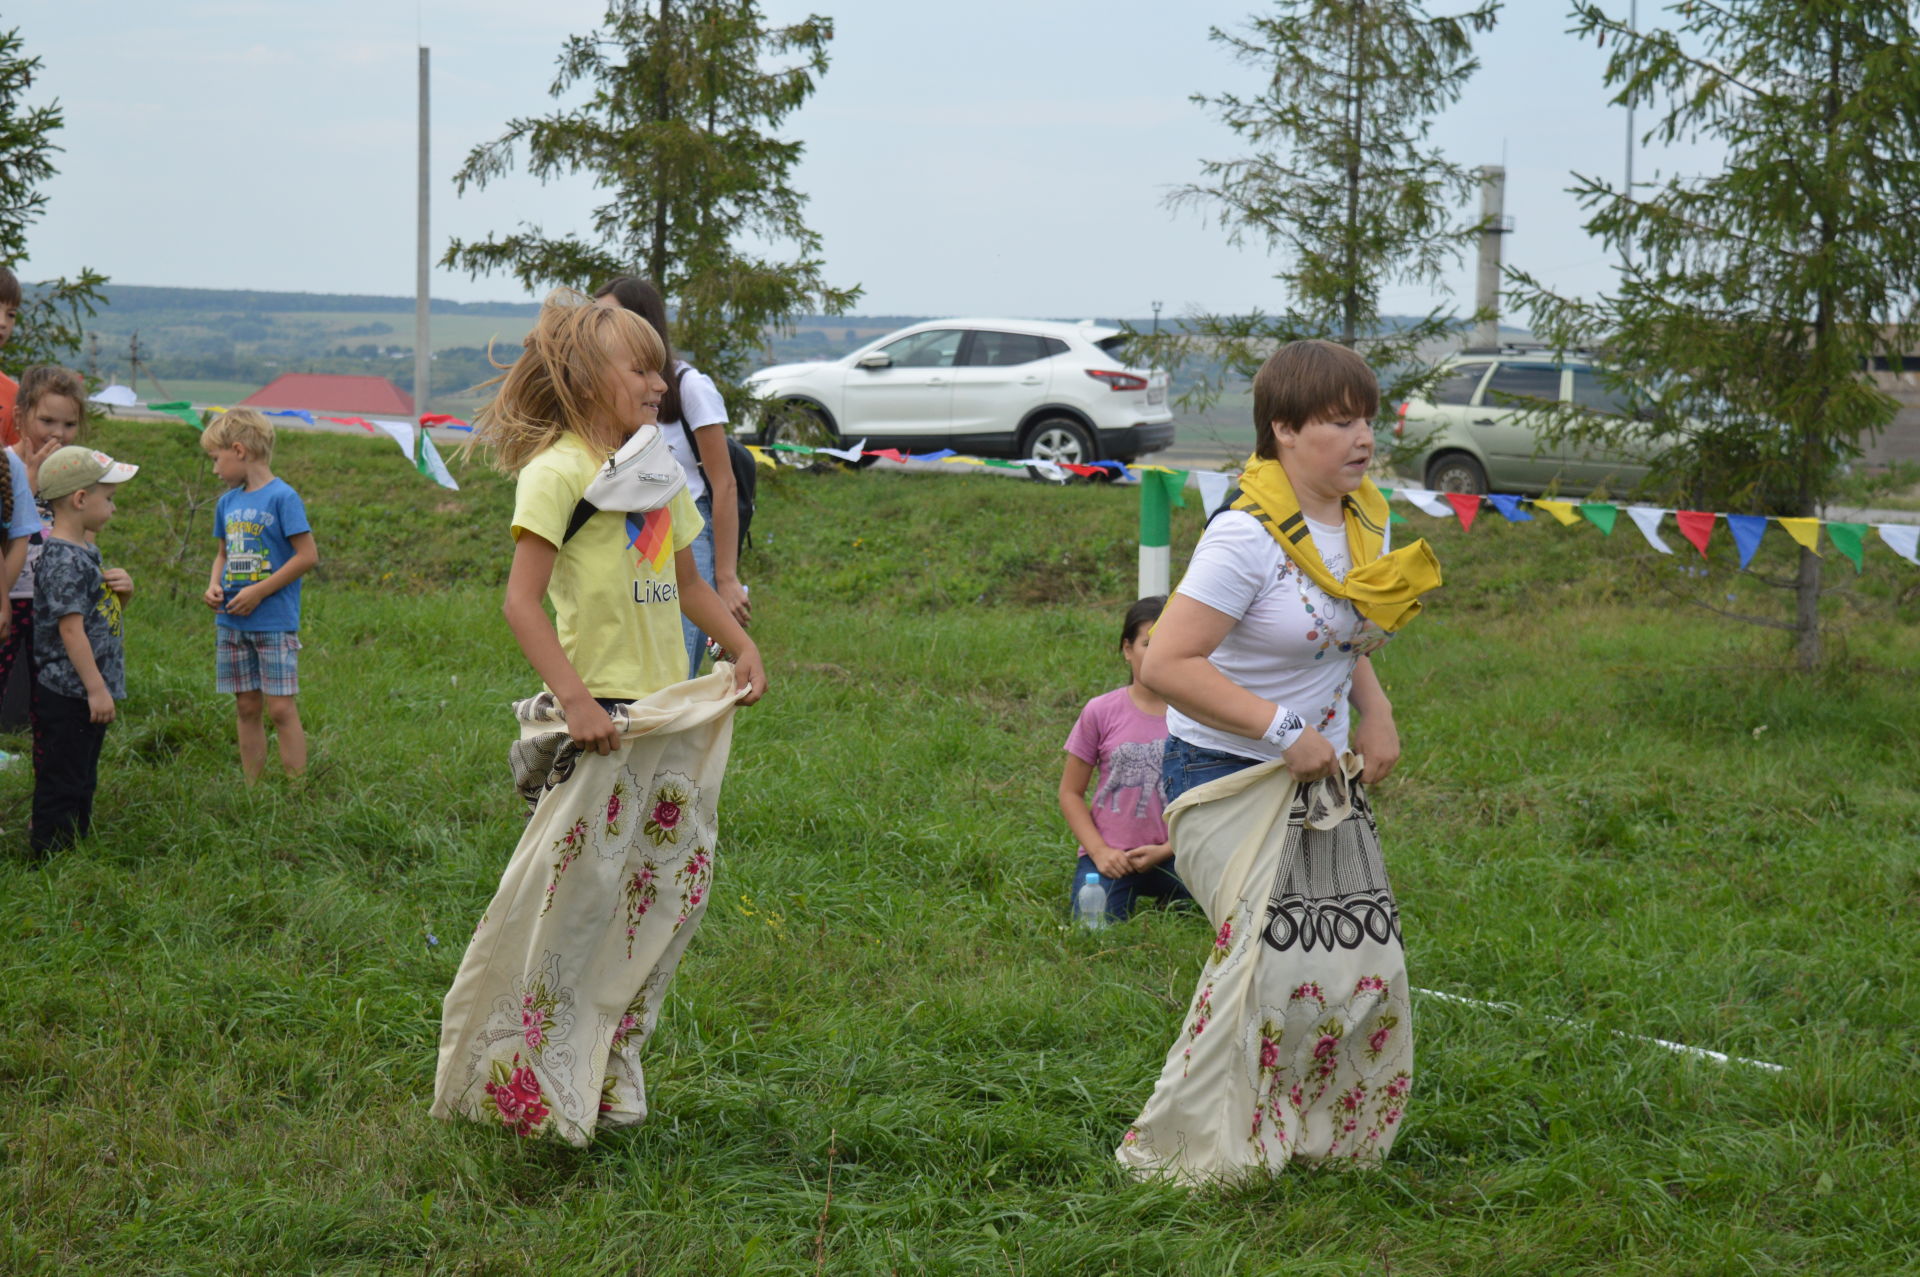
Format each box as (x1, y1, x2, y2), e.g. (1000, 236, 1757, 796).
(2, 420, 1918, 1274)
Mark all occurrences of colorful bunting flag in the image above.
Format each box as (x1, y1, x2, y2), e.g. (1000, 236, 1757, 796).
(1530, 499, 1579, 526)
(745, 445, 777, 468)
(865, 448, 910, 464)
(1487, 493, 1533, 523)
(1725, 514, 1768, 569)
(767, 441, 814, 454)
(420, 413, 468, 428)
(817, 439, 868, 463)
(147, 401, 203, 430)
(1194, 470, 1235, 517)
(1578, 502, 1619, 535)
(1625, 507, 1674, 554)
(323, 416, 379, 433)
(1825, 521, 1867, 572)
(1443, 492, 1480, 531)
(1775, 517, 1821, 555)
(1675, 510, 1717, 557)
(1398, 487, 1451, 518)
(265, 409, 316, 426)
(1878, 523, 1920, 566)
(943, 456, 986, 466)
(916, 449, 958, 462)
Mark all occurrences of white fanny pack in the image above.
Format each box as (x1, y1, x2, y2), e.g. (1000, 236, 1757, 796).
(563, 425, 687, 543)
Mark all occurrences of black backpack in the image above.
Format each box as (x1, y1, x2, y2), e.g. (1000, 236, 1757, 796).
(676, 367, 757, 554)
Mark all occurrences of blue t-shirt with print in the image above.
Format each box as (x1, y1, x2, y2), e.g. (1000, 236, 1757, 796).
(214, 478, 310, 632)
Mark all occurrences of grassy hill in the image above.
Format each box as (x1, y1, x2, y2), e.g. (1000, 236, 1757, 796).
(2, 418, 1917, 1273)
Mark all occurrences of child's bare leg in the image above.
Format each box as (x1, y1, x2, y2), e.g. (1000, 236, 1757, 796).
(266, 694, 306, 776)
(235, 690, 268, 781)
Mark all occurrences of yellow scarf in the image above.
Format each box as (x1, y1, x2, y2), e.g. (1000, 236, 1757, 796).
(1229, 456, 1442, 632)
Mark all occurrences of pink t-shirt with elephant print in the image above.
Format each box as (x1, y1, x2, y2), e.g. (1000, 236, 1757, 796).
(1064, 686, 1169, 856)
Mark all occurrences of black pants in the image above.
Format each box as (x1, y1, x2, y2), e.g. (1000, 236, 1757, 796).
(30, 686, 109, 855)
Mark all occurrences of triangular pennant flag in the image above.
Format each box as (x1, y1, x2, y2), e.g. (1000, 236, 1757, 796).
(745, 445, 777, 468)
(1399, 487, 1451, 518)
(1775, 517, 1821, 554)
(1578, 502, 1618, 535)
(1825, 521, 1867, 572)
(147, 401, 203, 430)
(1444, 492, 1481, 531)
(1877, 523, 1919, 566)
(420, 413, 468, 428)
(1390, 511, 1409, 525)
(1194, 469, 1235, 517)
(1530, 499, 1579, 526)
(916, 449, 957, 462)
(1062, 462, 1104, 477)
(265, 409, 316, 426)
(415, 428, 460, 490)
(1675, 510, 1717, 557)
(817, 438, 869, 463)
(983, 458, 1024, 469)
(1486, 493, 1533, 523)
(865, 448, 910, 464)
(766, 441, 814, 454)
(1725, 514, 1768, 569)
(1625, 506, 1674, 554)
(324, 415, 379, 433)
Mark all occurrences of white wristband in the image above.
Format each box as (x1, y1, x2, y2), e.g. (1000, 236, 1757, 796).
(1262, 705, 1306, 751)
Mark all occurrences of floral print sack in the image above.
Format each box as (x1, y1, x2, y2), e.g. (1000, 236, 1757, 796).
(432, 668, 744, 1145)
(1117, 753, 1413, 1184)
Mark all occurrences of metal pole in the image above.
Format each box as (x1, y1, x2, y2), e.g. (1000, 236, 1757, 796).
(414, 45, 431, 450)
(1624, 0, 1636, 274)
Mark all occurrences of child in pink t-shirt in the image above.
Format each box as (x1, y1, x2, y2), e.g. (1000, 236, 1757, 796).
(1058, 595, 1192, 921)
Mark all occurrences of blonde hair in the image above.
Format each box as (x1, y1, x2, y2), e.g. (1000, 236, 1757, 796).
(469, 288, 667, 474)
(18, 365, 87, 423)
(201, 407, 277, 462)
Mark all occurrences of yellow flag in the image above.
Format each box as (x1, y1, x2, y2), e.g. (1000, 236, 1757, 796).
(745, 445, 777, 469)
(943, 456, 986, 466)
(1531, 499, 1579, 526)
(1776, 517, 1823, 554)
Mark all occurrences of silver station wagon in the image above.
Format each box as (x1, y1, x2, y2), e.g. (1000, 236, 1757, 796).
(1396, 351, 1654, 495)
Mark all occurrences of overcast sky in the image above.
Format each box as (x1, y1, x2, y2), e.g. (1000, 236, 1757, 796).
(15, 0, 1717, 321)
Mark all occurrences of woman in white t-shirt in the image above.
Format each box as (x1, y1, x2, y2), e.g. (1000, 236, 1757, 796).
(1116, 339, 1442, 1184)
(594, 277, 750, 678)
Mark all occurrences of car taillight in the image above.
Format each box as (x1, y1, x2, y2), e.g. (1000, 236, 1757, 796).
(1394, 400, 1408, 438)
(1086, 369, 1148, 392)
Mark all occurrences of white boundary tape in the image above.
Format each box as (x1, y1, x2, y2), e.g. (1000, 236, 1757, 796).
(1415, 987, 1786, 1074)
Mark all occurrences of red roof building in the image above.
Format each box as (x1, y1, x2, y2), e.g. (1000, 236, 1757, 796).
(239, 374, 414, 417)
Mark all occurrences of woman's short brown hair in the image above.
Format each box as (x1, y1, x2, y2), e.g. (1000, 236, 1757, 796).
(1251, 340, 1380, 459)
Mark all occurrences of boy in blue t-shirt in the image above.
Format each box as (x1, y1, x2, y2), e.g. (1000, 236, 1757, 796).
(200, 409, 318, 780)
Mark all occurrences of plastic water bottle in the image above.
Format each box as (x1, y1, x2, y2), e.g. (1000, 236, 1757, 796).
(1074, 872, 1110, 930)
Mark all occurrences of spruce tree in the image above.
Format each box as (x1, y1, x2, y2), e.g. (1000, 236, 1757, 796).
(445, 0, 859, 392)
(1155, 0, 1500, 417)
(1508, 0, 1920, 668)
(0, 26, 107, 376)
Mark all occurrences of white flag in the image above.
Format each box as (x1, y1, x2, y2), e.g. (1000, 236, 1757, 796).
(817, 438, 868, 463)
(1397, 487, 1451, 519)
(1625, 506, 1675, 554)
(1195, 470, 1235, 516)
(1877, 523, 1920, 566)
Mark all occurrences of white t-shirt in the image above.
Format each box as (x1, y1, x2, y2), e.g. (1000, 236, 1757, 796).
(1165, 509, 1393, 759)
(662, 360, 728, 502)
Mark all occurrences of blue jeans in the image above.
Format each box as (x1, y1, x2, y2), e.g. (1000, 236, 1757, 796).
(682, 493, 717, 679)
(1072, 853, 1193, 922)
(1161, 734, 1263, 804)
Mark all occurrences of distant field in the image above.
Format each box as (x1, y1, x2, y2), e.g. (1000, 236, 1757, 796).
(117, 377, 267, 406)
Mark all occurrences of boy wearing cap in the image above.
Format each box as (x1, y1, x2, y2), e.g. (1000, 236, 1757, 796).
(30, 446, 136, 854)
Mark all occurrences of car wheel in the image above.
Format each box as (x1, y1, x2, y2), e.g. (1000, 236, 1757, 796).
(1425, 452, 1488, 495)
(1023, 416, 1095, 466)
(761, 401, 837, 467)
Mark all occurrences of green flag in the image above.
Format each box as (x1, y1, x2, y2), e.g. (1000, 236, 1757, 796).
(1578, 502, 1618, 535)
(1138, 469, 1189, 549)
(147, 400, 204, 430)
(1825, 521, 1867, 572)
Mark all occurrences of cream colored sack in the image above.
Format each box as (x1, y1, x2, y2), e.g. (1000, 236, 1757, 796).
(1117, 753, 1413, 1184)
(432, 667, 744, 1145)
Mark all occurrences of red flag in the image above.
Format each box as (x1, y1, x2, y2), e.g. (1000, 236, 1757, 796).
(1675, 510, 1716, 556)
(323, 416, 378, 432)
(865, 448, 909, 463)
(420, 413, 468, 428)
(1062, 463, 1103, 477)
(1444, 492, 1481, 531)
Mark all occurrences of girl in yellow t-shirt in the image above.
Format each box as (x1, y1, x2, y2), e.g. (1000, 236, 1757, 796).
(476, 289, 764, 735)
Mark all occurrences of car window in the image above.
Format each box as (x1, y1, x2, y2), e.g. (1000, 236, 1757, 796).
(1095, 335, 1129, 360)
(965, 330, 1050, 367)
(879, 329, 964, 368)
(1570, 368, 1632, 417)
(1432, 363, 1491, 405)
(1483, 362, 1563, 410)
(1043, 337, 1070, 357)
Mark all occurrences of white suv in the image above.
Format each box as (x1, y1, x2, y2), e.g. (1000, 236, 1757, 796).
(741, 318, 1174, 465)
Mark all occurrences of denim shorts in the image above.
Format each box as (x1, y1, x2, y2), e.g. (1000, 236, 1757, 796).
(1161, 734, 1263, 805)
(216, 629, 301, 696)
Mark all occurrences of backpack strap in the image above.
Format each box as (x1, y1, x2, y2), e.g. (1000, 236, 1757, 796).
(561, 497, 599, 544)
